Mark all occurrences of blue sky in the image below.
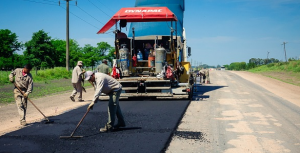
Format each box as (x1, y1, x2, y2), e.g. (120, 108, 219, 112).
(1, 0, 299, 66)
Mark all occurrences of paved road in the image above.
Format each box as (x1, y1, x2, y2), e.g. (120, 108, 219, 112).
(0, 98, 190, 153)
(166, 70, 300, 152)
(2, 70, 300, 153)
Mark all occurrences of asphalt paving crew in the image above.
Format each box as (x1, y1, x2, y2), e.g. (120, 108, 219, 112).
(97, 59, 110, 75)
(205, 68, 210, 84)
(70, 61, 86, 102)
(9, 64, 33, 126)
(84, 71, 126, 132)
(200, 68, 206, 84)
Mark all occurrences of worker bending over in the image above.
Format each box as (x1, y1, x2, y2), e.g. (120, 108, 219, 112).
(85, 71, 125, 132)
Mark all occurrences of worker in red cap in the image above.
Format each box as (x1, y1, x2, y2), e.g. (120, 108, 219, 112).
(9, 64, 33, 126)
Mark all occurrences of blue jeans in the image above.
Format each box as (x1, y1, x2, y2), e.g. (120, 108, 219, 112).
(107, 89, 125, 128)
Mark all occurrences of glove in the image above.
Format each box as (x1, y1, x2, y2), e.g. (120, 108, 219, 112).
(87, 102, 95, 110)
(82, 69, 86, 74)
(24, 92, 29, 98)
(9, 79, 14, 83)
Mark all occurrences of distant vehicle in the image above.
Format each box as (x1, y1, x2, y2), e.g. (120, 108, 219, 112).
(221, 66, 225, 70)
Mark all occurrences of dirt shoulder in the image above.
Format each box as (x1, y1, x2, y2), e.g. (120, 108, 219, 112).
(230, 71, 300, 107)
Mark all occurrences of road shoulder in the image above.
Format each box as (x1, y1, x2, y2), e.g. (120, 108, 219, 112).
(230, 71, 300, 107)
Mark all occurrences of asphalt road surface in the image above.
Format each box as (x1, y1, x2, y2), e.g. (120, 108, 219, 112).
(0, 98, 190, 153)
(166, 70, 300, 153)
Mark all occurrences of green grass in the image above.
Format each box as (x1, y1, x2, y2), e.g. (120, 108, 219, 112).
(0, 79, 92, 104)
(0, 67, 92, 104)
(249, 60, 300, 72)
(0, 67, 72, 85)
(248, 60, 300, 86)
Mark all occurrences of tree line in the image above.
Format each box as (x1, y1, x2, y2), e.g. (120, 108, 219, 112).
(0, 29, 114, 70)
(224, 58, 282, 70)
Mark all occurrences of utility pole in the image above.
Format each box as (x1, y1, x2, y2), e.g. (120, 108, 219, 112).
(267, 51, 269, 64)
(64, 0, 72, 71)
(282, 42, 288, 62)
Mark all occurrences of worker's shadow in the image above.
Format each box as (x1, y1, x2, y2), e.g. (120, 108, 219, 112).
(192, 84, 227, 101)
(85, 127, 142, 137)
(113, 127, 142, 131)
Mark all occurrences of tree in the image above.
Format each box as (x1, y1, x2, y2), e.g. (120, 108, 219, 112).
(94, 42, 113, 65)
(24, 30, 54, 68)
(51, 39, 66, 67)
(12, 54, 26, 68)
(81, 44, 97, 68)
(0, 29, 23, 69)
(105, 47, 115, 66)
(0, 29, 22, 58)
(69, 40, 82, 68)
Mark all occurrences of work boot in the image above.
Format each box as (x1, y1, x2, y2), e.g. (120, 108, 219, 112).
(20, 120, 27, 126)
(114, 122, 126, 129)
(100, 124, 113, 133)
(70, 96, 75, 102)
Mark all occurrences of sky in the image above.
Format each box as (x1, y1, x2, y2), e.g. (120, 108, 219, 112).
(1, 0, 300, 66)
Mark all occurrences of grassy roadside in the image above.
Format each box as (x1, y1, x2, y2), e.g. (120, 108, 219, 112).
(248, 60, 300, 87)
(0, 67, 92, 105)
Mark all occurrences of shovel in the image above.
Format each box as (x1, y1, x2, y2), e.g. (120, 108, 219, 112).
(14, 83, 54, 124)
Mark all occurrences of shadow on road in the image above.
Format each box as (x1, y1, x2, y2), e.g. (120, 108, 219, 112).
(0, 99, 190, 152)
(192, 84, 227, 101)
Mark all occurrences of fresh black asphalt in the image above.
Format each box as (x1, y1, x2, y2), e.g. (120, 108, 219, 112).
(0, 99, 190, 153)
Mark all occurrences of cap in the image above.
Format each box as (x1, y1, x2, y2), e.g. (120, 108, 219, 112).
(77, 61, 83, 66)
(102, 59, 107, 63)
(84, 71, 94, 81)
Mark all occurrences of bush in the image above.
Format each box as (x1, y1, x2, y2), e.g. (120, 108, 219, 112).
(34, 67, 71, 81)
(293, 67, 300, 73)
(267, 63, 275, 67)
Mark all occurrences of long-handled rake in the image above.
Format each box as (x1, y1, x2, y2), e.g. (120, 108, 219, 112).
(60, 108, 90, 139)
(14, 83, 54, 124)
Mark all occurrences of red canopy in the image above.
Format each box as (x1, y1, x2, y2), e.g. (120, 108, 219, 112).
(97, 7, 177, 34)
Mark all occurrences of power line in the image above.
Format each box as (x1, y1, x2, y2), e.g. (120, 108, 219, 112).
(59, 6, 113, 36)
(42, 0, 57, 3)
(88, 0, 111, 18)
(59, 6, 99, 29)
(22, 0, 57, 6)
(95, 0, 115, 14)
(76, 5, 106, 25)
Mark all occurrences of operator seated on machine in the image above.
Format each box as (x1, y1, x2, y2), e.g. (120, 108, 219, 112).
(117, 30, 127, 39)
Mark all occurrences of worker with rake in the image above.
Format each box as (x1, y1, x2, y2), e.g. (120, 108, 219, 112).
(84, 71, 126, 132)
(9, 64, 33, 126)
